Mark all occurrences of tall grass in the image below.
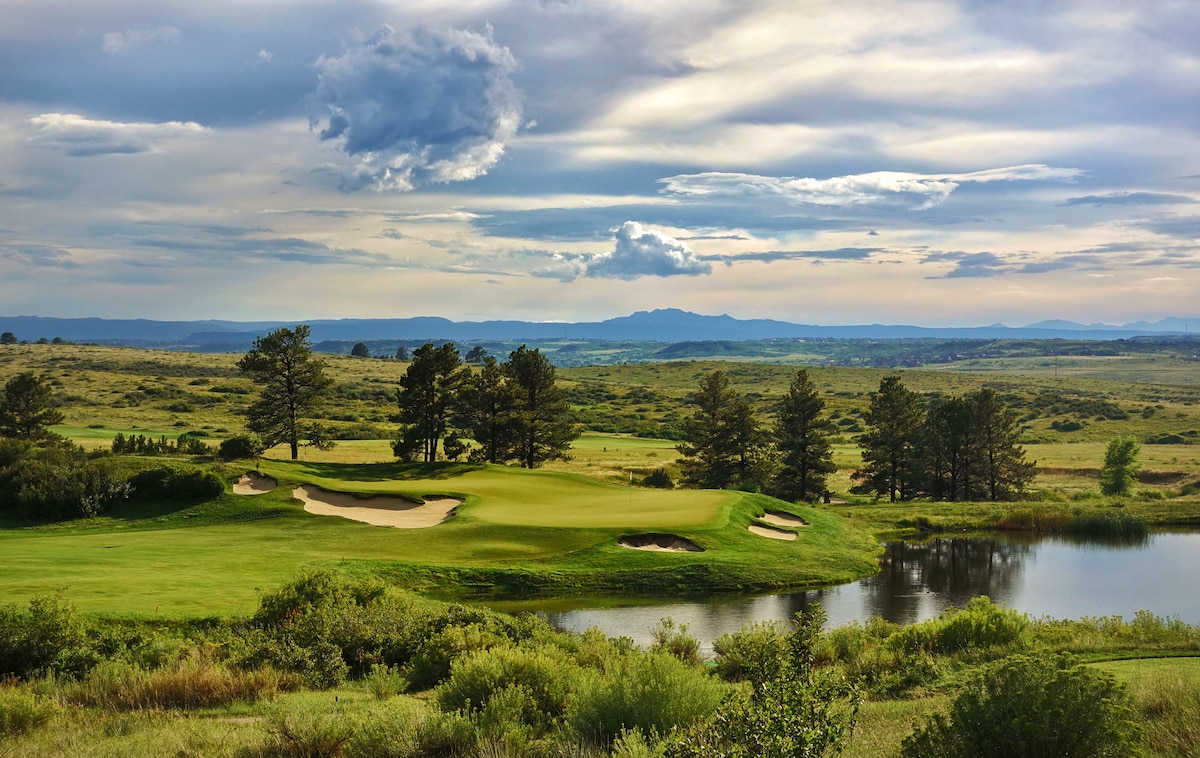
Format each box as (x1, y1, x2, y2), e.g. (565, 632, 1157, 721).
(1128, 669, 1200, 757)
(0, 686, 55, 738)
(64, 657, 287, 710)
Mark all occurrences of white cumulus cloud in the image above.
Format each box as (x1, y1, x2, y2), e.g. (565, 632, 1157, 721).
(314, 25, 522, 192)
(660, 164, 1083, 210)
(585, 221, 712, 280)
(27, 113, 208, 157)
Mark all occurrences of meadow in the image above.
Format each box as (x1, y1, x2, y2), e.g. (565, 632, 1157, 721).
(3, 341, 1200, 756)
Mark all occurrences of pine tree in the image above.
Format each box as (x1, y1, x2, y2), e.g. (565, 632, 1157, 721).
(971, 388, 1035, 501)
(504, 345, 578, 468)
(461, 356, 519, 464)
(854, 375, 924, 502)
(237, 325, 333, 460)
(677, 371, 770, 490)
(0, 372, 65, 441)
(395, 342, 465, 463)
(773, 369, 836, 502)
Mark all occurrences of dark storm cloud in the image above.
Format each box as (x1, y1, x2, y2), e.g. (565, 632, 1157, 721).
(313, 25, 522, 192)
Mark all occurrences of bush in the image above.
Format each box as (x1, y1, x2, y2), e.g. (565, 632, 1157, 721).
(649, 618, 701, 666)
(0, 687, 55, 738)
(887, 596, 1028, 658)
(900, 653, 1139, 758)
(642, 468, 674, 488)
(219, 433, 264, 461)
(567, 651, 725, 747)
(261, 700, 356, 758)
(712, 621, 786, 682)
(667, 606, 859, 758)
(435, 646, 575, 735)
(0, 593, 96, 680)
(127, 465, 224, 502)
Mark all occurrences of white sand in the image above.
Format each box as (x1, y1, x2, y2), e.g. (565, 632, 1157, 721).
(233, 472, 277, 495)
(760, 510, 808, 528)
(618, 534, 704, 553)
(748, 524, 798, 541)
(292, 485, 460, 528)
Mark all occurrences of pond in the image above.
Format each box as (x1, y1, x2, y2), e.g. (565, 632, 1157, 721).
(522, 531, 1200, 651)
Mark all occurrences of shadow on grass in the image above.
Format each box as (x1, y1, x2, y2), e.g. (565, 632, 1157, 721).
(288, 461, 487, 482)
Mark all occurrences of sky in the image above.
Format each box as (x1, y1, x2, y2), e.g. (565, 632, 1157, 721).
(2, 0, 1199, 327)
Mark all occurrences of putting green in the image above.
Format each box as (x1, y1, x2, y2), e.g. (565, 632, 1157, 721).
(264, 460, 734, 529)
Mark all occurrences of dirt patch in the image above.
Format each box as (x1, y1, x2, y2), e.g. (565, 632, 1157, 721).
(618, 533, 704, 553)
(748, 524, 798, 541)
(760, 510, 809, 528)
(233, 471, 277, 495)
(292, 485, 460, 528)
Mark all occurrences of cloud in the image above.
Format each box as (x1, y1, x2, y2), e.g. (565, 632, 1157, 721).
(314, 25, 522, 192)
(27, 113, 208, 157)
(921, 251, 1011, 279)
(584, 221, 712, 280)
(0, 244, 80, 268)
(701, 248, 883, 265)
(101, 26, 180, 55)
(660, 165, 1083, 210)
(1062, 191, 1195, 207)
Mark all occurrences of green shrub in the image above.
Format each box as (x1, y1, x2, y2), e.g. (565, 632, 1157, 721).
(127, 465, 224, 502)
(642, 468, 674, 488)
(567, 651, 724, 747)
(887, 596, 1028, 658)
(649, 618, 701, 666)
(364, 663, 407, 700)
(261, 699, 356, 758)
(0, 593, 96, 679)
(666, 606, 859, 758)
(712, 621, 786, 682)
(0, 687, 55, 738)
(218, 432, 265, 460)
(900, 653, 1139, 758)
(344, 698, 428, 758)
(435, 646, 575, 731)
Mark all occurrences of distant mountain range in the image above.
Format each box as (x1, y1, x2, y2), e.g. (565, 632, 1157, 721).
(0, 309, 1196, 350)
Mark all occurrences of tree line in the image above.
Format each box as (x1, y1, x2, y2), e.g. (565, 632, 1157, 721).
(238, 325, 578, 467)
(676, 370, 1035, 502)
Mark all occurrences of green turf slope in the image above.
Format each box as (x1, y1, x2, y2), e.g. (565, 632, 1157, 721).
(0, 461, 881, 615)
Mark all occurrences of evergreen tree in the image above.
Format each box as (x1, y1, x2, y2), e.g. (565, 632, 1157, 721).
(922, 395, 975, 501)
(971, 388, 1035, 501)
(395, 342, 465, 463)
(350, 342, 370, 358)
(460, 356, 519, 464)
(0, 372, 65, 441)
(854, 375, 923, 501)
(772, 369, 836, 502)
(677, 371, 770, 490)
(504, 345, 578, 468)
(236, 325, 333, 460)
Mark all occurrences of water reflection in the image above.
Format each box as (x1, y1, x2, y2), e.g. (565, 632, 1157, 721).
(535, 532, 1192, 652)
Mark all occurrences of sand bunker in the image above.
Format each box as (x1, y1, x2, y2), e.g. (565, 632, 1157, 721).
(233, 472, 277, 495)
(292, 485, 460, 528)
(748, 524, 798, 541)
(618, 533, 704, 553)
(760, 510, 809, 528)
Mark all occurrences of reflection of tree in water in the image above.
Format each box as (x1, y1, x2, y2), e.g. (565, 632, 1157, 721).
(786, 538, 1034, 626)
